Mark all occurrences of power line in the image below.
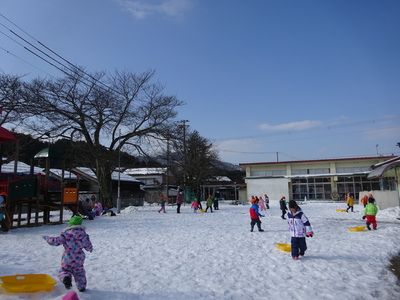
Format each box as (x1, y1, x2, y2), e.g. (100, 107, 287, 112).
(0, 13, 120, 96)
(0, 45, 53, 76)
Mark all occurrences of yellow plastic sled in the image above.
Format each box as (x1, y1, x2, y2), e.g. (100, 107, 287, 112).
(0, 274, 56, 293)
(336, 209, 346, 212)
(199, 209, 206, 212)
(275, 243, 292, 252)
(348, 226, 366, 232)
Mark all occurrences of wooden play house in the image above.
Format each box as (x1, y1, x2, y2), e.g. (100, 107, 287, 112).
(0, 136, 81, 230)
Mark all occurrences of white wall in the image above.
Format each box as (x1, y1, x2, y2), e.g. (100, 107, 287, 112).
(358, 190, 399, 210)
(245, 178, 289, 201)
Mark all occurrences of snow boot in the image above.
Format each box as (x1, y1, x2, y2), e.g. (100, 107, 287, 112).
(63, 276, 72, 289)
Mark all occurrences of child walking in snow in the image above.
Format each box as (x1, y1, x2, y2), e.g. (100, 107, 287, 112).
(42, 216, 93, 292)
(191, 199, 199, 213)
(249, 198, 265, 232)
(205, 195, 213, 213)
(264, 194, 270, 209)
(158, 194, 166, 213)
(280, 196, 288, 219)
(287, 200, 313, 260)
(363, 195, 378, 230)
(361, 195, 368, 208)
(346, 194, 354, 212)
(258, 196, 266, 211)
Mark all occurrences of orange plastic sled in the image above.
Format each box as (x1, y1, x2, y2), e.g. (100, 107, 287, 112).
(348, 226, 366, 232)
(0, 274, 56, 293)
(275, 243, 292, 252)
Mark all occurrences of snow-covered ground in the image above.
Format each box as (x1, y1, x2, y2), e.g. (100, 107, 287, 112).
(1, 201, 400, 300)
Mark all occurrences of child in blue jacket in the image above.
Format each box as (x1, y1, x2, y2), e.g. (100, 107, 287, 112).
(249, 198, 265, 232)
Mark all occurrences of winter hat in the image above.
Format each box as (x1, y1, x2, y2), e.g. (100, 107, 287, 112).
(368, 197, 375, 204)
(68, 216, 83, 226)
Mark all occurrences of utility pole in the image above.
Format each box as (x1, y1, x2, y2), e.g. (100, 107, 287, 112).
(117, 129, 121, 213)
(178, 120, 189, 202)
(166, 135, 170, 203)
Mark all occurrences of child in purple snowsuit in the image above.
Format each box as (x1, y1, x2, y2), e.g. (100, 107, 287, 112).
(43, 216, 93, 292)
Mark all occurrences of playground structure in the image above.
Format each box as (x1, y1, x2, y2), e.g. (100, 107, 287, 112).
(0, 174, 84, 230)
(0, 126, 92, 230)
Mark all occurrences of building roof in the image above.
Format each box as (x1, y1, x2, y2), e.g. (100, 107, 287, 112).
(73, 167, 142, 183)
(124, 167, 167, 176)
(0, 127, 17, 142)
(239, 156, 396, 166)
(49, 168, 78, 180)
(34, 147, 63, 159)
(1, 160, 42, 175)
(368, 156, 400, 179)
(206, 176, 232, 182)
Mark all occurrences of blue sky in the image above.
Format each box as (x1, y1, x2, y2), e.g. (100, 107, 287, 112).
(1, 0, 399, 164)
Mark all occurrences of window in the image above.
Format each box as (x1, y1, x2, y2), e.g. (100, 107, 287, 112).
(292, 168, 329, 175)
(308, 168, 329, 174)
(291, 177, 331, 200)
(336, 166, 370, 173)
(250, 170, 285, 176)
(292, 169, 307, 175)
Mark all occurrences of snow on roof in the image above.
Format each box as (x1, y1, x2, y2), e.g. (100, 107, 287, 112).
(124, 167, 167, 175)
(372, 156, 400, 168)
(1, 161, 42, 175)
(207, 176, 231, 182)
(75, 167, 141, 183)
(368, 157, 400, 178)
(49, 168, 78, 180)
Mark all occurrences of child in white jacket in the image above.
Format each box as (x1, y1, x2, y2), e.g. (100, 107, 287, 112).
(287, 200, 313, 260)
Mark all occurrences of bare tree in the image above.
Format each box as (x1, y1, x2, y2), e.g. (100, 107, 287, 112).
(22, 68, 183, 207)
(0, 74, 26, 128)
(169, 129, 219, 193)
(0, 74, 28, 166)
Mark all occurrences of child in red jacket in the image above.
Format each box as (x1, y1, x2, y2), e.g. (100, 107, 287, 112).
(249, 198, 265, 232)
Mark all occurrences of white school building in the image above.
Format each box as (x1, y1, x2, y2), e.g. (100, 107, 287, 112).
(239, 156, 399, 209)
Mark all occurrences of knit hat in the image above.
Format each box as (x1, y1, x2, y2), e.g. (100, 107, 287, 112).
(68, 216, 83, 226)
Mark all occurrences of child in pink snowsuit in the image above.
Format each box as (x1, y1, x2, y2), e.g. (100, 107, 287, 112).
(191, 199, 199, 213)
(43, 216, 93, 292)
(259, 196, 266, 211)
